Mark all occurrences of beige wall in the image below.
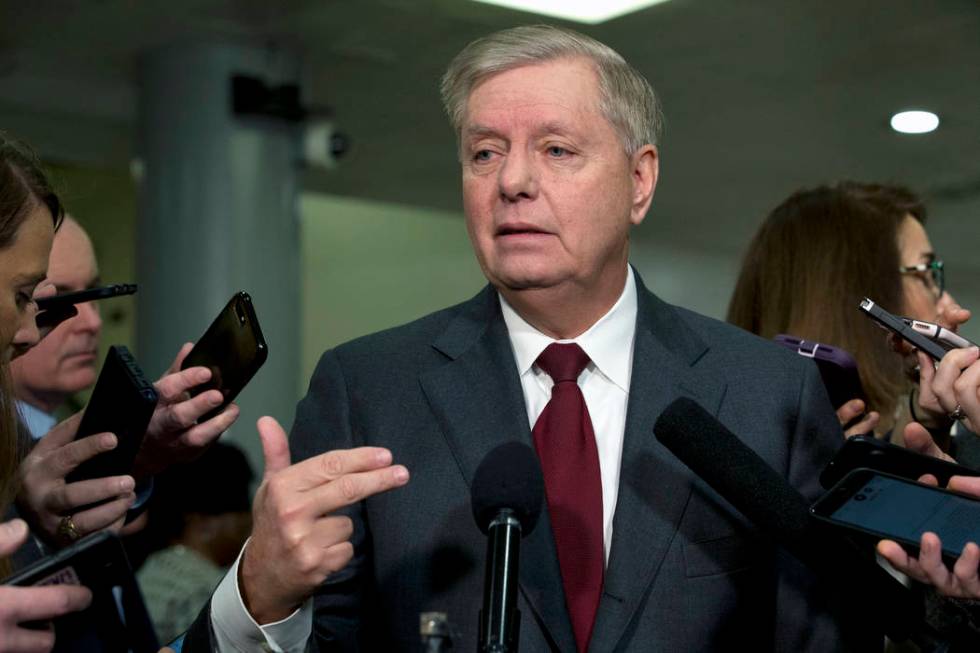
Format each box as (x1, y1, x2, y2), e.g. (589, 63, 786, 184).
(299, 193, 485, 390)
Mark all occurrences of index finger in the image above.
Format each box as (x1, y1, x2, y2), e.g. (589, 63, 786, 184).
(6, 584, 92, 621)
(308, 464, 409, 514)
(290, 447, 395, 491)
(32, 412, 84, 454)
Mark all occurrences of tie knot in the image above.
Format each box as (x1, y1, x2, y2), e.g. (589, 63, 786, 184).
(536, 343, 590, 384)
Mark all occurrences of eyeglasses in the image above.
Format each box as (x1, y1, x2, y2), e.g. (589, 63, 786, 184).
(899, 259, 945, 298)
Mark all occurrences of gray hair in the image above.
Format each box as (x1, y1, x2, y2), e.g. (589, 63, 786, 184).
(440, 24, 664, 155)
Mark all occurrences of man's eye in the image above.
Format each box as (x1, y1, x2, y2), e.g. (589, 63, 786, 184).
(547, 146, 569, 157)
(473, 150, 494, 162)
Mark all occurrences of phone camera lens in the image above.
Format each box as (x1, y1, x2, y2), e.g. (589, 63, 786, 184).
(235, 305, 246, 325)
(854, 494, 867, 502)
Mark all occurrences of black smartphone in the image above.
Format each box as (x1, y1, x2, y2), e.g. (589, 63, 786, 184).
(4, 531, 159, 652)
(66, 345, 159, 484)
(859, 298, 948, 361)
(811, 468, 980, 565)
(820, 435, 979, 489)
(35, 283, 137, 312)
(773, 335, 865, 409)
(180, 291, 268, 422)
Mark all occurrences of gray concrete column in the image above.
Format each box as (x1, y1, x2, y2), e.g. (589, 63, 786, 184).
(137, 43, 302, 468)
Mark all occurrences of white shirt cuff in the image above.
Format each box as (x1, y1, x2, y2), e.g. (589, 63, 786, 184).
(209, 539, 313, 652)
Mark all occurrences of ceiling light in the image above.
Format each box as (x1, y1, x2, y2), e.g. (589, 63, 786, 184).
(471, 0, 671, 25)
(890, 110, 939, 134)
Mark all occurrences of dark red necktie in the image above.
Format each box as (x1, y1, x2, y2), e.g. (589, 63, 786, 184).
(531, 343, 604, 653)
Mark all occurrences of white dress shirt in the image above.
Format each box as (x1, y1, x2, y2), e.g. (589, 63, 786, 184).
(209, 268, 638, 650)
(499, 268, 637, 562)
(16, 400, 56, 440)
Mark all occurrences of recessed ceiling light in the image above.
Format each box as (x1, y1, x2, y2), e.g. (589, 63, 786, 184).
(471, 0, 671, 25)
(890, 110, 939, 134)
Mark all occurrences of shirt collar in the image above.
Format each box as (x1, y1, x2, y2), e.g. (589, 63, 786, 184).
(499, 267, 638, 392)
(16, 400, 57, 440)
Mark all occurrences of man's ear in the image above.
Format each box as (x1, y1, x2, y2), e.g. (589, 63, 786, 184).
(630, 145, 659, 226)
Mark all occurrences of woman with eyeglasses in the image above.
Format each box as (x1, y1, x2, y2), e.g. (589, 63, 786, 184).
(727, 181, 971, 447)
(0, 133, 94, 651)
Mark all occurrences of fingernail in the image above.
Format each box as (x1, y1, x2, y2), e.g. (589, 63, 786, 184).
(198, 368, 211, 382)
(392, 466, 409, 483)
(102, 434, 117, 448)
(210, 393, 223, 406)
(120, 477, 135, 492)
(376, 449, 393, 465)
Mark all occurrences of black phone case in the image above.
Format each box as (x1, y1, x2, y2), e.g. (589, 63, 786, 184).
(181, 291, 268, 422)
(820, 435, 979, 489)
(4, 531, 159, 653)
(811, 468, 975, 566)
(35, 283, 137, 313)
(66, 345, 159, 483)
(859, 298, 948, 361)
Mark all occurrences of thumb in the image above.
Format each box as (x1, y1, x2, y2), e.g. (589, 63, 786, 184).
(0, 519, 29, 557)
(258, 416, 291, 478)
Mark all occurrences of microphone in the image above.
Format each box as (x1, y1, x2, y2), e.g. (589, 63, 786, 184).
(654, 397, 953, 652)
(471, 441, 544, 653)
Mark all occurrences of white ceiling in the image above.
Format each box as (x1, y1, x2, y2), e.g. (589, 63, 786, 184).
(1, 0, 978, 277)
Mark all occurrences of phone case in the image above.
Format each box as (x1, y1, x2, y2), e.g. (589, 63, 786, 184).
(904, 318, 977, 352)
(66, 345, 159, 484)
(859, 298, 947, 361)
(4, 531, 160, 652)
(181, 291, 268, 422)
(773, 335, 865, 409)
(820, 435, 979, 489)
(811, 468, 979, 565)
(35, 283, 137, 312)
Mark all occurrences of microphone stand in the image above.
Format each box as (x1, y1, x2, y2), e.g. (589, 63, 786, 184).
(478, 509, 521, 653)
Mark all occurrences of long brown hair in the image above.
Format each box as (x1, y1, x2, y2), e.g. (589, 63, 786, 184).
(727, 182, 927, 432)
(0, 132, 63, 574)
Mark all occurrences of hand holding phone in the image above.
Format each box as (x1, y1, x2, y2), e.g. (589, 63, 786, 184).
(773, 335, 865, 409)
(877, 475, 980, 600)
(859, 298, 948, 361)
(812, 468, 980, 566)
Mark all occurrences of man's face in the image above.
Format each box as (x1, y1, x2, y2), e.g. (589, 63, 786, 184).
(11, 218, 102, 409)
(460, 57, 655, 294)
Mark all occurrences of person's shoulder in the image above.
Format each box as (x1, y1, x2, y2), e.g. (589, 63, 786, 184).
(312, 285, 494, 376)
(664, 301, 811, 375)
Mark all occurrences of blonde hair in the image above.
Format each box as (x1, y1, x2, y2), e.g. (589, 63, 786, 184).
(440, 24, 663, 155)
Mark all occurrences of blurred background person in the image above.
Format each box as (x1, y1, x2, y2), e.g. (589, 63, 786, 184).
(727, 182, 973, 455)
(136, 442, 253, 643)
(11, 214, 101, 439)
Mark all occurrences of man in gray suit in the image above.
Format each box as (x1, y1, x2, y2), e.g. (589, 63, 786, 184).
(199, 25, 865, 651)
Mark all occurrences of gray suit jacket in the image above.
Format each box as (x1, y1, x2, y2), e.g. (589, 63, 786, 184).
(276, 275, 867, 652)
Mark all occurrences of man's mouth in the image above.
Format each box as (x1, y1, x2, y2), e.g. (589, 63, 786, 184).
(496, 223, 549, 237)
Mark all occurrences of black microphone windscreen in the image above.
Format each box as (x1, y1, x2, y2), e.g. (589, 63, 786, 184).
(471, 441, 544, 536)
(654, 396, 810, 540)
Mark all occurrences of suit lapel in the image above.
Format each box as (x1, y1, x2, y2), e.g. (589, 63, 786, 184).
(419, 286, 577, 652)
(589, 278, 728, 652)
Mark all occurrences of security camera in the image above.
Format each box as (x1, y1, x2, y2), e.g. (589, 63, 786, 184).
(303, 120, 350, 170)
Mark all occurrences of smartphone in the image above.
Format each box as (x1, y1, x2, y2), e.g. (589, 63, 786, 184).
(35, 283, 137, 312)
(180, 291, 268, 422)
(820, 435, 980, 489)
(903, 317, 978, 352)
(66, 346, 159, 484)
(4, 531, 159, 652)
(811, 468, 980, 565)
(859, 298, 948, 361)
(773, 335, 865, 409)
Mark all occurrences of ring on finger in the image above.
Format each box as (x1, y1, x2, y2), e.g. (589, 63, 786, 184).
(949, 404, 966, 421)
(57, 515, 81, 543)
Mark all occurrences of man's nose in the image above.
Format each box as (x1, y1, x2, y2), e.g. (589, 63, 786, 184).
(76, 301, 102, 332)
(498, 149, 538, 202)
